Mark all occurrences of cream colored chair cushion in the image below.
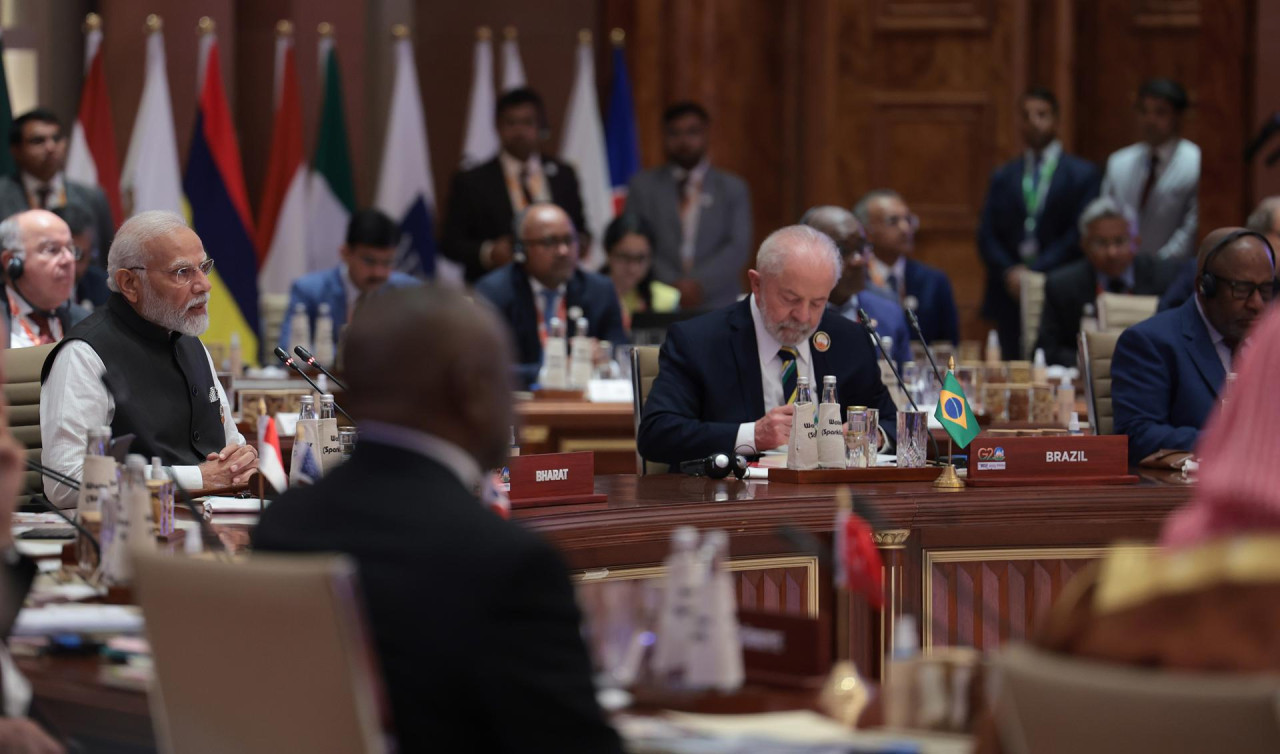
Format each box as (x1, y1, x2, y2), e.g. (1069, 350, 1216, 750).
(630, 346, 668, 475)
(991, 643, 1280, 754)
(1096, 292, 1159, 332)
(3, 343, 57, 506)
(1079, 329, 1122, 436)
(1019, 270, 1047, 359)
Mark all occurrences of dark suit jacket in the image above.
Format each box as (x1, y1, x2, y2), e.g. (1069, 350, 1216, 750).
(442, 156, 586, 282)
(278, 266, 419, 351)
(1, 285, 89, 346)
(1112, 298, 1224, 461)
(75, 264, 110, 309)
(251, 442, 622, 754)
(902, 258, 959, 345)
(1158, 258, 1197, 312)
(474, 263, 628, 388)
(0, 174, 115, 262)
(977, 152, 1101, 346)
(1034, 256, 1171, 366)
(637, 298, 897, 465)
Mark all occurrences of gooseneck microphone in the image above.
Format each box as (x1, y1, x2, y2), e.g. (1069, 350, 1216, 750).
(273, 347, 354, 422)
(905, 308, 947, 388)
(293, 346, 348, 391)
(859, 308, 941, 464)
(24, 459, 101, 565)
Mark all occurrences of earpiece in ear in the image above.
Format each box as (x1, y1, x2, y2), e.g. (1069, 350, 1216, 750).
(5, 253, 22, 282)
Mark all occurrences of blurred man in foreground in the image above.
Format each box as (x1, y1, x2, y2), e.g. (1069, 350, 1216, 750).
(253, 286, 622, 753)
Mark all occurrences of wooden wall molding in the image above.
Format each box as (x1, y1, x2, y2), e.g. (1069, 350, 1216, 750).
(873, 0, 993, 32)
(1131, 0, 1202, 29)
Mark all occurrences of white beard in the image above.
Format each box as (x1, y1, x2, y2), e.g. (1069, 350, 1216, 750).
(139, 279, 210, 337)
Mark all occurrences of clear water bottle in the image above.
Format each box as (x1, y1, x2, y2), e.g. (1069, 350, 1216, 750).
(795, 376, 813, 405)
(821, 375, 838, 405)
(298, 395, 316, 421)
(314, 303, 335, 367)
(288, 302, 311, 355)
(78, 426, 113, 571)
(319, 394, 336, 420)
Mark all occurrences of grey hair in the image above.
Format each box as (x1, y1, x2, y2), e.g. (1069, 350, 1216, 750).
(0, 215, 22, 258)
(1077, 196, 1137, 238)
(755, 225, 842, 283)
(852, 189, 902, 225)
(1246, 196, 1280, 235)
(107, 210, 190, 292)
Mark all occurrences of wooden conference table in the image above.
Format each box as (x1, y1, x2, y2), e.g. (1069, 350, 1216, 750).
(19, 469, 1193, 752)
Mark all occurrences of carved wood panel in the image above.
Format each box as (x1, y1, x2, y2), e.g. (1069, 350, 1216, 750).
(873, 0, 994, 32)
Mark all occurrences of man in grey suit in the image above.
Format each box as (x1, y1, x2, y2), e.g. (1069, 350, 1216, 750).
(625, 102, 752, 310)
(1101, 78, 1199, 282)
(0, 110, 114, 263)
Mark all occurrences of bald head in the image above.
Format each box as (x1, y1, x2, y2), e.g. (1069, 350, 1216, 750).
(516, 202, 579, 288)
(800, 206, 869, 305)
(1195, 226, 1276, 349)
(0, 209, 75, 310)
(343, 286, 515, 469)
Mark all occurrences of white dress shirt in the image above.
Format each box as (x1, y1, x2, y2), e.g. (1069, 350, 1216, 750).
(40, 340, 244, 509)
(870, 254, 907, 301)
(1193, 296, 1233, 374)
(6, 287, 63, 348)
(357, 420, 483, 495)
(340, 263, 360, 318)
(20, 171, 65, 209)
(733, 294, 814, 453)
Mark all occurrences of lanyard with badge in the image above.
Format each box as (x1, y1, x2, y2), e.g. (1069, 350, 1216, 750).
(6, 287, 53, 345)
(1019, 153, 1059, 261)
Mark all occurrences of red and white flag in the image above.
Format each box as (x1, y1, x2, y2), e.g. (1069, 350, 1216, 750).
(257, 24, 308, 295)
(835, 499, 885, 609)
(65, 13, 123, 226)
(257, 413, 288, 494)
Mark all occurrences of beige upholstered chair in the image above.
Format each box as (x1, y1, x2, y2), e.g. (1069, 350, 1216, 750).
(990, 643, 1280, 754)
(630, 346, 668, 475)
(1079, 329, 1122, 436)
(260, 293, 290, 357)
(135, 551, 391, 754)
(1019, 270, 1047, 359)
(1096, 292, 1159, 332)
(2, 343, 57, 507)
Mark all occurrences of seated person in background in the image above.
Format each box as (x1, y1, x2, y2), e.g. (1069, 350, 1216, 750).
(1034, 196, 1175, 366)
(52, 203, 108, 309)
(1112, 227, 1274, 461)
(40, 211, 257, 509)
(602, 212, 680, 333)
(278, 208, 417, 352)
(1158, 195, 1280, 312)
(0, 210, 88, 347)
(253, 286, 623, 754)
(800, 205, 911, 367)
(856, 189, 959, 344)
(474, 202, 627, 388)
(638, 225, 896, 465)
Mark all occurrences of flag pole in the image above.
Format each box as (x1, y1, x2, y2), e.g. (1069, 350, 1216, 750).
(933, 356, 965, 490)
(820, 486, 870, 727)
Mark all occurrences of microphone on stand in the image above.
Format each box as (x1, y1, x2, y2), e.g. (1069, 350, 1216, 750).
(904, 307, 947, 389)
(293, 346, 348, 391)
(273, 347, 354, 422)
(859, 308, 941, 464)
(23, 460, 101, 564)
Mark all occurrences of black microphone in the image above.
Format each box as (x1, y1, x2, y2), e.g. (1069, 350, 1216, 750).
(273, 347, 354, 422)
(23, 460, 101, 565)
(859, 308, 941, 464)
(904, 307, 947, 389)
(293, 346, 348, 391)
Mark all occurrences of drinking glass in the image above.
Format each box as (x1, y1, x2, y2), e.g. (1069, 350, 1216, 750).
(896, 410, 928, 468)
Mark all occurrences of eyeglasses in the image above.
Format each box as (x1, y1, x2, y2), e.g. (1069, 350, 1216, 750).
(127, 258, 215, 286)
(880, 214, 920, 232)
(29, 242, 83, 261)
(522, 234, 578, 250)
(843, 239, 873, 259)
(1206, 273, 1276, 301)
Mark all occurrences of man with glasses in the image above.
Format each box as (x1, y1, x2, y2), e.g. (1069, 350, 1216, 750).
(277, 209, 418, 352)
(0, 210, 88, 347)
(855, 189, 959, 345)
(1113, 227, 1276, 461)
(800, 205, 911, 367)
(39, 211, 257, 509)
(475, 202, 626, 388)
(1034, 197, 1175, 366)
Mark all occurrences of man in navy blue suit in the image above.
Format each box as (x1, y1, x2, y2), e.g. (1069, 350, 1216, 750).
(856, 190, 958, 345)
(638, 225, 896, 465)
(977, 87, 1101, 358)
(475, 202, 626, 389)
(1113, 228, 1275, 461)
(800, 205, 911, 366)
(278, 208, 418, 352)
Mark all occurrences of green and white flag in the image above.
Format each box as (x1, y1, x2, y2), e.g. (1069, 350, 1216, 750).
(306, 32, 355, 274)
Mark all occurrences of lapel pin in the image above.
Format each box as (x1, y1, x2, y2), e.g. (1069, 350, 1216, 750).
(813, 331, 831, 352)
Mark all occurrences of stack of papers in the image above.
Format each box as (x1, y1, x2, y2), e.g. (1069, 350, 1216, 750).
(13, 604, 144, 636)
(202, 496, 267, 515)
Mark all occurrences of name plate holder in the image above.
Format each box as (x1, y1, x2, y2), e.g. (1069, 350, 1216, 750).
(508, 451, 607, 508)
(967, 435, 1137, 486)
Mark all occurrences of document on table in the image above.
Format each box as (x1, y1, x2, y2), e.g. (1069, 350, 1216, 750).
(13, 604, 144, 636)
(202, 496, 267, 515)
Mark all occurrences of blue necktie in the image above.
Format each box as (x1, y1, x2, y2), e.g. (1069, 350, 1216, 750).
(540, 289, 559, 331)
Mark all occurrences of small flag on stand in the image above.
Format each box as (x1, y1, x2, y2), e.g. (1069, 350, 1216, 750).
(834, 490, 884, 609)
(256, 406, 287, 494)
(934, 368, 980, 449)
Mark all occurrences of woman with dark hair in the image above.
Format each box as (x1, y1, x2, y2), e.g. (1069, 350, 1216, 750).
(602, 213, 679, 332)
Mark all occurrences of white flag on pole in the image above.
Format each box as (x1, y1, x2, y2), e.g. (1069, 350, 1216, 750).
(559, 31, 613, 270)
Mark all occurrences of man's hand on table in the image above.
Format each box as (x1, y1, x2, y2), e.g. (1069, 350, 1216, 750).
(198, 443, 259, 489)
(754, 405, 795, 452)
(0, 718, 65, 754)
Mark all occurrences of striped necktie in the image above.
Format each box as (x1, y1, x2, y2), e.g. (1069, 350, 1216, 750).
(779, 347, 799, 404)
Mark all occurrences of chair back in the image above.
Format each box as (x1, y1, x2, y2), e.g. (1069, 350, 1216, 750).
(2, 343, 57, 506)
(1096, 292, 1159, 332)
(135, 552, 391, 754)
(1079, 329, 1122, 436)
(1019, 270, 1047, 359)
(630, 346, 667, 475)
(991, 643, 1280, 754)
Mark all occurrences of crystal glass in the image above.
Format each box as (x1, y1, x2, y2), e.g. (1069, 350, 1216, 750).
(339, 428, 358, 463)
(845, 410, 872, 468)
(896, 410, 928, 468)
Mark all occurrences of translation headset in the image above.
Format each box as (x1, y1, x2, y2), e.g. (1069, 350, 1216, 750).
(1197, 229, 1277, 298)
(678, 452, 750, 480)
(4, 249, 22, 282)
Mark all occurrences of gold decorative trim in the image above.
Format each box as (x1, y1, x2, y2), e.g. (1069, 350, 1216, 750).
(572, 555, 820, 619)
(873, 529, 910, 549)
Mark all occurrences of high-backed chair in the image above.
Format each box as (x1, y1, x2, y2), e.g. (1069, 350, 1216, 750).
(1019, 270, 1047, 359)
(135, 551, 392, 754)
(1078, 329, 1122, 435)
(2, 343, 57, 507)
(990, 643, 1280, 754)
(630, 346, 667, 475)
(1096, 292, 1159, 332)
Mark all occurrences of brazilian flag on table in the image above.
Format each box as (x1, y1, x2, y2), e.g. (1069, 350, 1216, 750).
(934, 371, 980, 449)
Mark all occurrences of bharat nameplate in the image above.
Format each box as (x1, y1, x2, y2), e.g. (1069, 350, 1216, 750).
(508, 452, 607, 508)
(966, 435, 1137, 486)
